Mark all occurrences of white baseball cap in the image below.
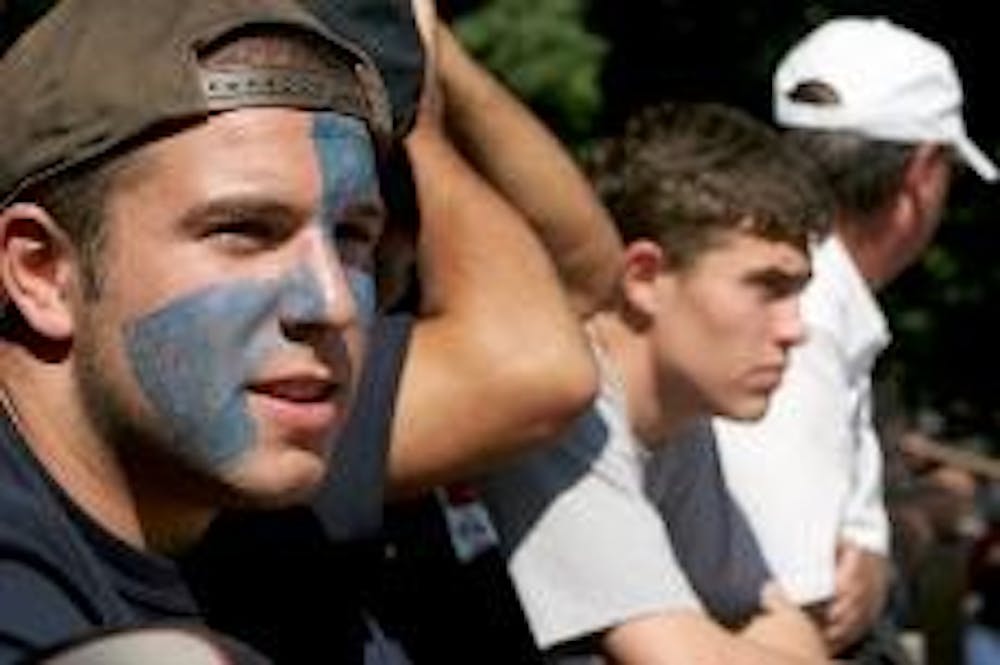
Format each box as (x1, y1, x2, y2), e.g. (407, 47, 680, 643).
(774, 17, 998, 182)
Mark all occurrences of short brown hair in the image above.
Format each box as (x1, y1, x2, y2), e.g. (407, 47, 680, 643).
(586, 102, 832, 267)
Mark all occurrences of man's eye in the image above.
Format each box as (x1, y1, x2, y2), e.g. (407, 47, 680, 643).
(334, 221, 379, 269)
(207, 219, 281, 250)
(749, 273, 806, 301)
(335, 222, 375, 246)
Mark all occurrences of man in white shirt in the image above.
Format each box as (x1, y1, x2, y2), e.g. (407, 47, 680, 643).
(711, 17, 998, 660)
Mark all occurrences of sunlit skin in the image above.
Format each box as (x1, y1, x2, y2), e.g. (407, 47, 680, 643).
(650, 229, 811, 427)
(72, 108, 386, 506)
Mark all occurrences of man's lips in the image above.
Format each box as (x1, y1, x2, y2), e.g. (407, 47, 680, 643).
(747, 364, 786, 390)
(248, 376, 339, 403)
(247, 374, 347, 439)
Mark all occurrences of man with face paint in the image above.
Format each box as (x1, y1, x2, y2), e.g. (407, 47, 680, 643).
(0, 0, 402, 660)
(181, 2, 623, 662)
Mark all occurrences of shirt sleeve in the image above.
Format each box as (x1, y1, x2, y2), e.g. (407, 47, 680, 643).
(646, 424, 771, 626)
(482, 406, 703, 650)
(838, 381, 891, 555)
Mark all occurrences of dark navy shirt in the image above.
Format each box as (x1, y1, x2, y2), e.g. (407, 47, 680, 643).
(0, 414, 200, 663)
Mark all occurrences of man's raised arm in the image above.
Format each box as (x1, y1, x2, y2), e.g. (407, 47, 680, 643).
(387, 2, 604, 496)
(436, 21, 622, 315)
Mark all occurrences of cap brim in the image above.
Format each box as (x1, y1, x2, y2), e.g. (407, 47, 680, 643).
(955, 134, 999, 182)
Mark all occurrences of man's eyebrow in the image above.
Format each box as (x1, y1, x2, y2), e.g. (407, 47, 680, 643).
(747, 266, 813, 290)
(178, 196, 305, 229)
(341, 197, 386, 222)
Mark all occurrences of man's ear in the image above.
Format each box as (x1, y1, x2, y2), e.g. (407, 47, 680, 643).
(895, 144, 952, 235)
(620, 239, 667, 322)
(0, 203, 78, 340)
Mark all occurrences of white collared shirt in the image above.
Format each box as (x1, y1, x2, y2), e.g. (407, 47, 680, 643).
(711, 234, 891, 604)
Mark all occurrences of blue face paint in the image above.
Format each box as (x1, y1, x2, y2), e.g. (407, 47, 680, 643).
(125, 113, 382, 474)
(312, 112, 380, 328)
(126, 268, 330, 471)
(346, 269, 376, 327)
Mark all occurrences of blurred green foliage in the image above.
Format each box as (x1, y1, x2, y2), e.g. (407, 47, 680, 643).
(454, 0, 607, 138)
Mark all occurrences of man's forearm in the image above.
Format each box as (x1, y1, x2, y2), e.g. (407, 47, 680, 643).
(603, 611, 829, 665)
(387, 124, 597, 497)
(436, 23, 622, 315)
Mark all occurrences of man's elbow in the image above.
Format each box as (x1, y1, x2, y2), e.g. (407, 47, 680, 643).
(385, 336, 598, 498)
(498, 338, 599, 443)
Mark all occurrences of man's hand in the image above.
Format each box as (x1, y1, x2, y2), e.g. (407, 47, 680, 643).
(410, 0, 443, 129)
(742, 582, 828, 661)
(823, 540, 889, 654)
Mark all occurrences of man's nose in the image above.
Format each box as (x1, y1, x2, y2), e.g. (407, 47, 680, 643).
(774, 297, 808, 349)
(278, 230, 360, 338)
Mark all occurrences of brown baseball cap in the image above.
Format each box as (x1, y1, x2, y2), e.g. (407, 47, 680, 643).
(0, 0, 393, 208)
